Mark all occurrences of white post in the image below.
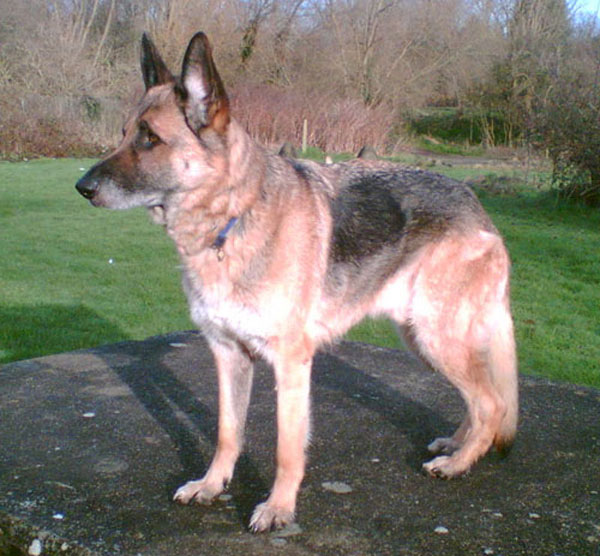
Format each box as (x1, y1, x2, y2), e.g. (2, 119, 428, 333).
(302, 118, 308, 154)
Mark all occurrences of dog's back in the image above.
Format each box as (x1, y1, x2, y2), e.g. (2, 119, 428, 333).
(259, 155, 518, 481)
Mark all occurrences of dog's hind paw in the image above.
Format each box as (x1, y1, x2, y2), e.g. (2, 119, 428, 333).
(427, 437, 461, 455)
(422, 455, 470, 479)
(173, 478, 223, 505)
(249, 502, 295, 533)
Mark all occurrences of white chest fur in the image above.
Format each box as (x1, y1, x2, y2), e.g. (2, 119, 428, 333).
(181, 269, 270, 354)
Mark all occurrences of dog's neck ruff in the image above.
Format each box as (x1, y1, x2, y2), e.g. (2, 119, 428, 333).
(211, 217, 238, 259)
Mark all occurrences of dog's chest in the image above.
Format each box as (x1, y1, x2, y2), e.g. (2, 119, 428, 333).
(182, 268, 270, 352)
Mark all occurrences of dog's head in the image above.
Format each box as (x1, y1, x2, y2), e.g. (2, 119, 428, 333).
(75, 33, 230, 211)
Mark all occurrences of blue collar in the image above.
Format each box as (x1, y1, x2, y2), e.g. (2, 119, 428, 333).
(212, 217, 238, 250)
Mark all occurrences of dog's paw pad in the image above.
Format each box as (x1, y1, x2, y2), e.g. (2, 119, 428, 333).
(249, 502, 294, 533)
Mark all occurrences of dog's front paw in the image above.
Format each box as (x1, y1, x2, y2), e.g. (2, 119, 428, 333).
(422, 455, 470, 479)
(173, 478, 224, 505)
(249, 502, 295, 533)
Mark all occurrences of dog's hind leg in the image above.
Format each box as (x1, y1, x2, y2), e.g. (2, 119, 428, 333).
(396, 232, 518, 478)
(422, 305, 518, 475)
(420, 347, 508, 478)
(174, 338, 254, 504)
(249, 337, 313, 532)
(398, 323, 471, 457)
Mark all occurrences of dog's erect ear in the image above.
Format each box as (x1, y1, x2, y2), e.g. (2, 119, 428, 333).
(141, 33, 174, 90)
(178, 32, 230, 135)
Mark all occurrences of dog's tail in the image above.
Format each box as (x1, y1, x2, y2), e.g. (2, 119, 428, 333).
(489, 299, 519, 456)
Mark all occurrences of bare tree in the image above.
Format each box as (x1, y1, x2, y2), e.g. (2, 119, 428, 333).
(534, 18, 600, 205)
(508, 0, 571, 123)
(316, 0, 401, 105)
(1, 0, 597, 163)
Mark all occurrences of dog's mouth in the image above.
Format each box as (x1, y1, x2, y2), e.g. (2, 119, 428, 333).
(148, 204, 167, 225)
(81, 192, 104, 208)
(86, 195, 102, 207)
(76, 186, 105, 208)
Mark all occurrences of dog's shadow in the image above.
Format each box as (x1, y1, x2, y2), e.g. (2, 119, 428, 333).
(109, 338, 452, 526)
(108, 336, 269, 525)
(313, 351, 453, 470)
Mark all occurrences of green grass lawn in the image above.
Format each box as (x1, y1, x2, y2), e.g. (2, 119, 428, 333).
(1, 158, 599, 388)
(1, 158, 191, 363)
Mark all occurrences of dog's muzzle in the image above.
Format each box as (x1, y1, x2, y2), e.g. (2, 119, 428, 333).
(75, 174, 99, 200)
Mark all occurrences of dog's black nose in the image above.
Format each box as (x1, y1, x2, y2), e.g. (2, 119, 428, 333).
(75, 175, 98, 200)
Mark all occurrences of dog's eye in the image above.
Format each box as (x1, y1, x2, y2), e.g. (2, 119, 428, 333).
(135, 124, 162, 150)
(146, 130, 161, 147)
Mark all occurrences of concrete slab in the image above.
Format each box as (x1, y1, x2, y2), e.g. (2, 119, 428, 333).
(1, 333, 599, 555)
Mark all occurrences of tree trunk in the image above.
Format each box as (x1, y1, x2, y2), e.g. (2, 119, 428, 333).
(587, 168, 600, 208)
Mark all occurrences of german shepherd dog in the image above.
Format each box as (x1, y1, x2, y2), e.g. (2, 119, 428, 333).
(76, 32, 518, 532)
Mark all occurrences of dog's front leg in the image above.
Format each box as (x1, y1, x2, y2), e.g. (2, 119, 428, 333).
(250, 341, 313, 532)
(174, 339, 254, 504)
